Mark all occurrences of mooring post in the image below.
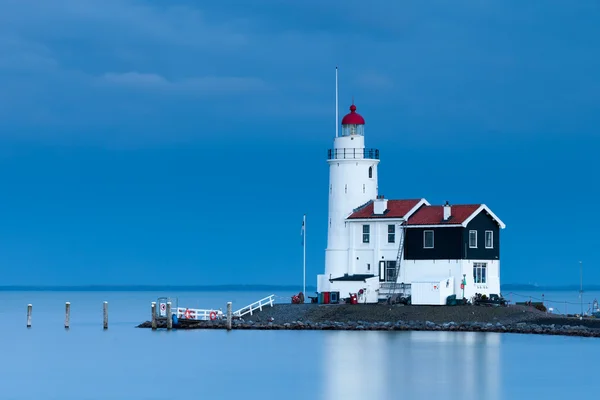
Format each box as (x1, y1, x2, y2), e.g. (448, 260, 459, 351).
(151, 302, 157, 330)
(65, 302, 71, 329)
(103, 301, 108, 330)
(226, 302, 232, 331)
(27, 304, 32, 328)
(166, 302, 172, 330)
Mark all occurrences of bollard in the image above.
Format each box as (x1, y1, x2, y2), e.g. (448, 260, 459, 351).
(166, 302, 172, 330)
(226, 302, 232, 331)
(27, 304, 32, 328)
(103, 301, 108, 330)
(65, 302, 71, 329)
(151, 302, 157, 330)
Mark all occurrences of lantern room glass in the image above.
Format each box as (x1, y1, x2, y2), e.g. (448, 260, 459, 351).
(341, 124, 364, 136)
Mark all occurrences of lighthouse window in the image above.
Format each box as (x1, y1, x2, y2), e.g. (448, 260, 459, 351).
(485, 231, 493, 248)
(363, 184, 365, 193)
(388, 225, 395, 243)
(423, 230, 434, 249)
(473, 263, 487, 284)
(469, 230, 477, 248)
(362, 225, 370, 243)
(368, 167, 373, 178)
(385, 261, 397, 282)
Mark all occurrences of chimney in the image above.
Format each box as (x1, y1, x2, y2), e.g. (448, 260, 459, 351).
(443, 201, 451, 220)
(374, 195, 388, 215)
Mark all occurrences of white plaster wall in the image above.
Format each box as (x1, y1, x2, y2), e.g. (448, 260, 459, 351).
(412, 277, 455, 305)
(399, 259, 501, 301)
(316, 274, 329, 293)
(460, 259, 501, 300)
(325, 133, 379, 280)
(333, 134, 364, 150)
(328, 277, 379, 303)
(347, 219, 405, 277)
(401, 260, 462, 293)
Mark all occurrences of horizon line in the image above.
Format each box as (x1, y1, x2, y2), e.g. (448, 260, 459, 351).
(0, 283, 595, 292)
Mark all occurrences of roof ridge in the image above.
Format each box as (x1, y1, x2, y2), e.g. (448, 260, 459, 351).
(352, 199, 373, 213)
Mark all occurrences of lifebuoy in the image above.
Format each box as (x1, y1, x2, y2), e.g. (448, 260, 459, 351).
(209, 311, 217, 321)
(184, 308, 193, 319)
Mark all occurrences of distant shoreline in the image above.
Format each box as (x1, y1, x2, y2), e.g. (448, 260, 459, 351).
(0, 284, 317, 292)
(0, 283, 597, 292)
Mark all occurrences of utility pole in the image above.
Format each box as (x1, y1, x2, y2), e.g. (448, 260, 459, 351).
(579, 261, 583, 316)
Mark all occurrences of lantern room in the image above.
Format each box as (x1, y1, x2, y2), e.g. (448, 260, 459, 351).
(340, 104, 365, 136)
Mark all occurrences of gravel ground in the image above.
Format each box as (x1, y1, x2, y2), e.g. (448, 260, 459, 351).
(137, 303, 600, 337)
(232, 303, 547, 325)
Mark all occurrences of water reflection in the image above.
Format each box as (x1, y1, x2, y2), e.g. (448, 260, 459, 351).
(321, 331, 501, 400)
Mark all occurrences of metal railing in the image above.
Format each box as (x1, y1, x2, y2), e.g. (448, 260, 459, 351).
(379, 283, 411, 295)
(233, 294, 275, 317)
(171, 294, 275, 321)
(327, 148, 379, 160)
(175, 307, 224, 321)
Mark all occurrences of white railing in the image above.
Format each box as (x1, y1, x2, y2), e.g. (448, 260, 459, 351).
(379, 283, 411, 296)
(172, 294, 275, 321)
(233, 294, 275, 318)
(174, 307, 224, 321)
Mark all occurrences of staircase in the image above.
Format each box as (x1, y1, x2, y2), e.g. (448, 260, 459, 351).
(379, 221, 411, 302)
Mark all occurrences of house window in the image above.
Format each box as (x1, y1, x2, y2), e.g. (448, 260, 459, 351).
(379, 260, 385, 282)
(469, 230, 477, 248)
(388, 224, 395, 243)
(362, 225, 370, 243)
(368, 167, 373, 178)
(385, 261, 397, 282)
(473, 262, 487, 284)
(423, 230, 434, 248)
(485, 231, 493, 249)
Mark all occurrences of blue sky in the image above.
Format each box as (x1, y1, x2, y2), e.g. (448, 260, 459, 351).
(0, 0, 598, 287)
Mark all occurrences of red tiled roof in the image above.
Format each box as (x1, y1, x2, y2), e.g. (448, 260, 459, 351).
(347, 199, 422, 219)
(406, 204, 481, 225)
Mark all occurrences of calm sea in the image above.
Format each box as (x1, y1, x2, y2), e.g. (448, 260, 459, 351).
(1, 289, 599, 400)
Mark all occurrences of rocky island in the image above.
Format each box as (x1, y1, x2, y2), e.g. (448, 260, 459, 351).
(137, 303, 600, 338)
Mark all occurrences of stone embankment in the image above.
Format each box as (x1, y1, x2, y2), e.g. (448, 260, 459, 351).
(137, 304, 600, 338)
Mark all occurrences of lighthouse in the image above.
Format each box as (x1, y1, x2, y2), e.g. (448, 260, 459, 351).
(313, 69, 506, 305)
(319, 102, 381, 293)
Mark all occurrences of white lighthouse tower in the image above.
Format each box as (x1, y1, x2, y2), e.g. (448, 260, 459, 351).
(318, 101, 380, 293)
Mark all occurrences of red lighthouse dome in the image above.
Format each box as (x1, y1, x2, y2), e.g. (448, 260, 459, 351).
(341, 104, 365, 125)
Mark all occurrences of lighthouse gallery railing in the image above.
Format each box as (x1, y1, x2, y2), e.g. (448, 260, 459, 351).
(327, 148, 380, 160)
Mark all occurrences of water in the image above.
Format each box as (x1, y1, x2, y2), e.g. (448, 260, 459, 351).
(1, 290, 599, 400)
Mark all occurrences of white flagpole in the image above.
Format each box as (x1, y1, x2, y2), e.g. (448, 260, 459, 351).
(303, 214, 306, 301)
(335, 66, 339, 137)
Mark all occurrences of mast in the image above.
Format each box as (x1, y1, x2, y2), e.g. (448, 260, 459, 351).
(335, 66, 339, 137)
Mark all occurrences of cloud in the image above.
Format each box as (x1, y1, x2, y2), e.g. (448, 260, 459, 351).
(0, 0, 599, 145)
(354, 72, 394, 91)
(99, 72, 270, 94)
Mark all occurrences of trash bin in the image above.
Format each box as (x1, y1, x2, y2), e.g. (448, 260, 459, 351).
(330, 291, 340, 304)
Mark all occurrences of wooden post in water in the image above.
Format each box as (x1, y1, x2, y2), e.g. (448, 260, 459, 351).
(65, 302, 71, 329)
(27, 304, 32, 328)
(166, 302, 172, 330)
(103, 301, 108, 330)
(226, 302, 232, 331)
(151, 302, 157, 330)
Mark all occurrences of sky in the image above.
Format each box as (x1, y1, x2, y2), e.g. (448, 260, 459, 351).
(0, 0, 598, 287)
